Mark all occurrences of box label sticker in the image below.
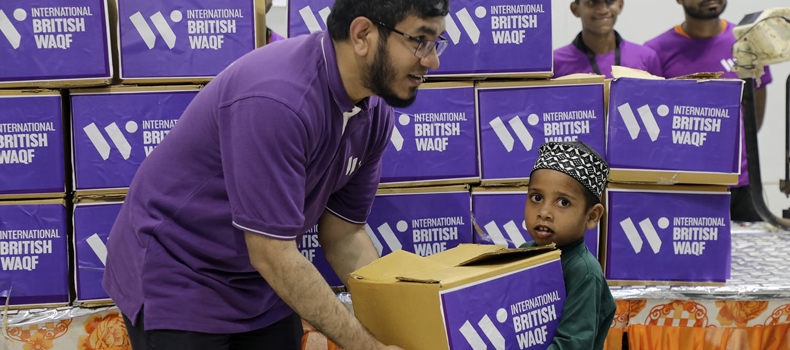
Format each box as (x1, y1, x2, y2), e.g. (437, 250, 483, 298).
(441, 259, 565, 349)
(0, 94, 65, 194)
(0, 0, 111, 81)
(381, 85, 477, 183)
(478, 84, 605, 181)
(606, 190, 731, 282)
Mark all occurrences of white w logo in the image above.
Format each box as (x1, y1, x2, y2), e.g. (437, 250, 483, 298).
(345, 155, 361, 175)
(619, 217, 667, 254)
(129, 11, 179, 49)
(445, 7, 482, 44)
(490, 114, 537, 152)
(85, 233, 108, 266)
(0, 9, 23, 49)
(83, 122, 137, 160)
(720, 58, 735, 72)
(364, 222, 404, 256)
(482, 220, 526, 247)
(298, 5, 330, 34)
(459, 310, 507, 350)
(616, 103, 668, 142)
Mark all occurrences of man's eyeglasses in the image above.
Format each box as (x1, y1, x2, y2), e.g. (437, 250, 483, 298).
(375, 21, 448, 59)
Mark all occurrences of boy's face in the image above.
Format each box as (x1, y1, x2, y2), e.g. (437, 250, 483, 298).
(571, 0, 623, 36)
(524, 169, 603, 247)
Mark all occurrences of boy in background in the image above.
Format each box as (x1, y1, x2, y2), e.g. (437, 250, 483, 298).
(553, 0, 662, 78)
(520, 141, 615, 349)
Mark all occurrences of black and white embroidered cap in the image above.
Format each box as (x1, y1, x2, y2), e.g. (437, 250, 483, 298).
(531, 141, 609, 201)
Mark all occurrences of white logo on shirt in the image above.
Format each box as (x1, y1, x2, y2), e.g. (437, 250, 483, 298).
(345, 155, 360, 175)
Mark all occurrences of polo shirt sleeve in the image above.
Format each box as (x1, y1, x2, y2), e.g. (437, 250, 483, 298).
(218, 96, 308, 240)
(326, 105, 394, 224)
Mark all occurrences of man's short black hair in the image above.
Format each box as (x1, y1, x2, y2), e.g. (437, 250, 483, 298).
(327, 0, 450, 41)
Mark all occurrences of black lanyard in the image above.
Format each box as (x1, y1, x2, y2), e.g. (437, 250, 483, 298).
(572, 31, 622, 75)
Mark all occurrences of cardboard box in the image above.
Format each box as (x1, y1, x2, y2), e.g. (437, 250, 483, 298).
(380, 82, 479, 187)
(471, 186, 600, 258)
(606, 77, 744, 185)
(116, 0, 264, 83)
(366, 186, 473, 257)
(0, 0, 113, 88)
(287, 0, 553, 78)
(0, 199, 69, 308)
(476, 76, 606, 185)
(0, 90, 66, 199)
(72, 197, 124, 305)
(603, 183, 731, 285)
(69, 85, 200, 195)
(349, 244, 565, 350)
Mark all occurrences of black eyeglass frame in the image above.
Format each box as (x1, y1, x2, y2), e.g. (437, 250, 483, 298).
(374, 21, 449, 58)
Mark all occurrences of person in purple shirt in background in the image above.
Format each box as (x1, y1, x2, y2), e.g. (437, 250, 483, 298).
(645, 0, 772, 222)
(102, 0, 449, 349)
(553, 0, 662, 78)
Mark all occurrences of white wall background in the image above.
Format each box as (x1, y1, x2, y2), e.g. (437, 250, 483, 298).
(267, 1, 790, 218)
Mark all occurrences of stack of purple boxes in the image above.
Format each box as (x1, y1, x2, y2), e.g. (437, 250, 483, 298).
(0, 0, 265, 308)
(602, 76, 743, 285)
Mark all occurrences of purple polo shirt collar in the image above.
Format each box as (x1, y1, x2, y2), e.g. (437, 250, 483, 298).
(320, 31, 370, 116)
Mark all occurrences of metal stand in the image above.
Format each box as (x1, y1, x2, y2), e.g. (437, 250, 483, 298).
(783, 75, 790, 219)
(742, 78, 790, 229)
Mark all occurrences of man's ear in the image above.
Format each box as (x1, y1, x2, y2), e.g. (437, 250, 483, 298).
(586, 203, 605, 230)
(348, 17, 376, 57)
(570, 1, 581, 18)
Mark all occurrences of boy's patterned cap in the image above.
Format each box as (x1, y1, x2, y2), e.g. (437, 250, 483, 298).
(531, 141, 609, 201)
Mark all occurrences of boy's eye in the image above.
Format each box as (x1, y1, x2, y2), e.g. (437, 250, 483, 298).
(558, 198, 571, 207)
(529, 193, 543, 202)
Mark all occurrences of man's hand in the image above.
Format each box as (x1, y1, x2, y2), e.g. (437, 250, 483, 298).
(245, 231, 394, 350)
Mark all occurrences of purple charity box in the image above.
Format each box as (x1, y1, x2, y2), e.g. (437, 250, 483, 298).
(70, 86, 199, 193)
(476, 78, 606, 185)
(0, 200, 69, 307)
(607, 77, 744, 185)
(297, 225, 343, 287)
(287, 0, 552, 78)
(0, 90, 65, 197)
(72, 200, 122, 303)
(366, 187, 473, 258)
(472, 188, 600, 258)
(432, 0, 552, 78)
(604, 184, 731, 283)
(0, 0, 112, 87)
(116, 0, 260, 82)
(380, 82, 478, 186)
(349, 245, 566, 350)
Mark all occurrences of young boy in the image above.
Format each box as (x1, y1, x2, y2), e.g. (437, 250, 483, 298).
(521, 141, 615, 349)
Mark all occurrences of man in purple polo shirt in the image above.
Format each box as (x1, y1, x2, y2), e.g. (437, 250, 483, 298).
(102, 0, 449, 349)
(554, 0, 662, 78)
(645, 0, 772, 222)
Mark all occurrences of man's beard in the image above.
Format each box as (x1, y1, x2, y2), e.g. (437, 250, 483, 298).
(364, 38, 418, 108)
(683, 2, 726, 20)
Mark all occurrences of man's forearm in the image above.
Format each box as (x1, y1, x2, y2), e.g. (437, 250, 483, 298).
(322, 228, 379, 285)
(245, 232, 381, 350)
